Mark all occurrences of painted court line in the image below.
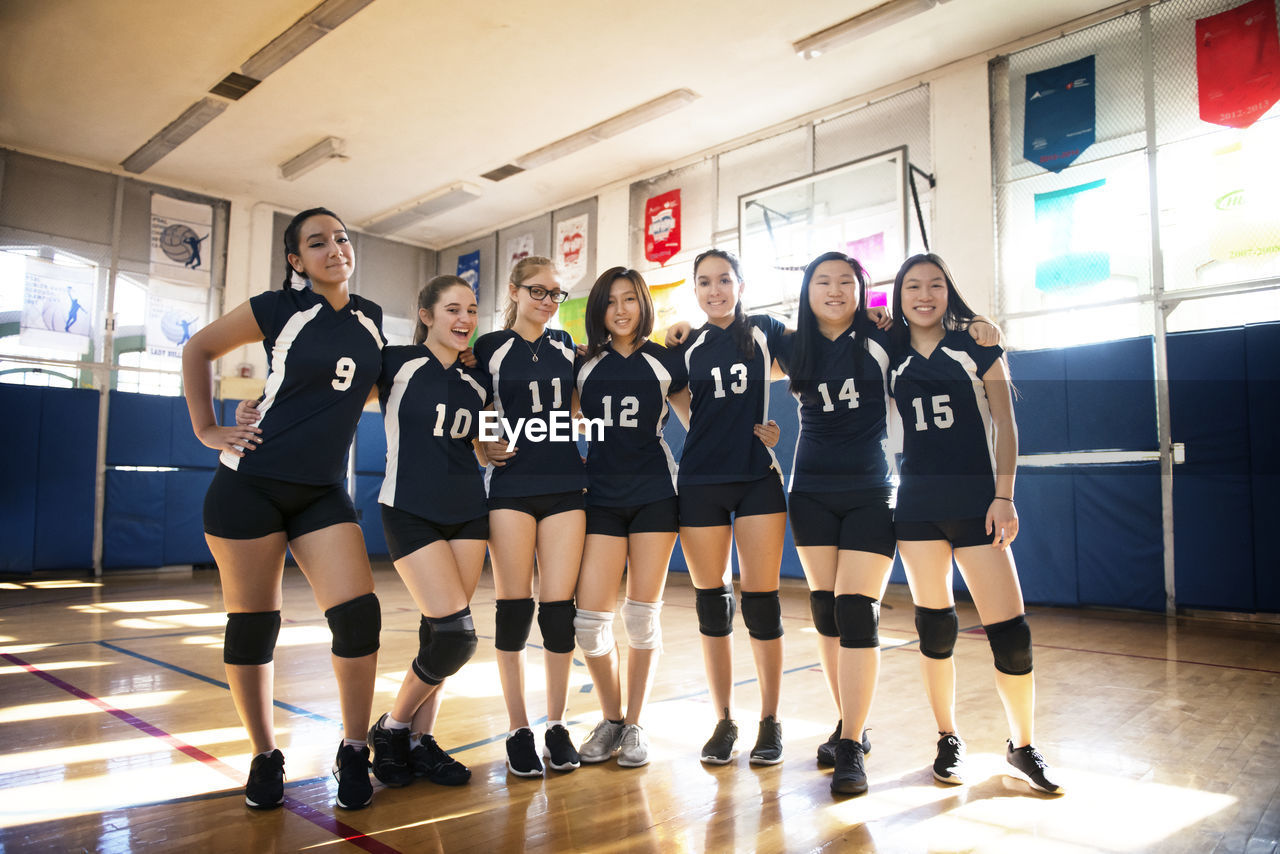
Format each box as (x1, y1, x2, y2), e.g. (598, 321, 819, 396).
(0, 651, 402, 854)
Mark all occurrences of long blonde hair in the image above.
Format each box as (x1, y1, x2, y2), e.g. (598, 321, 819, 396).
(503, 255, 558, 329)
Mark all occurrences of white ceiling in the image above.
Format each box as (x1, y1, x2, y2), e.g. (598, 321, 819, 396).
(1, 0, 1118, 249)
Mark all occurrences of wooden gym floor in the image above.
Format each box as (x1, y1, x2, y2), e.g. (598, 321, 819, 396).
(1, 563, 1277, 853)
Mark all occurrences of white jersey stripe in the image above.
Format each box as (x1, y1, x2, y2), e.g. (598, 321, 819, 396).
(752, 325, 781, 474)
(941, 346, 998, 484)
(378, 356, 431, 507)
(483, 337, 516, 496)
(640, 350, 679, 490)
(353, 310, 385, 350)
(576, 352, 605, 397)
(865, 336, 898, 475)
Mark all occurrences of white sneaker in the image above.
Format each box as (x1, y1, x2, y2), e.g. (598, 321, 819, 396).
(579, 719, 624, 763)
(616, 724, 649, 767)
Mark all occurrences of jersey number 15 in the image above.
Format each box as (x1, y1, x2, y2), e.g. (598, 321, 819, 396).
(911, 394, 954, 431)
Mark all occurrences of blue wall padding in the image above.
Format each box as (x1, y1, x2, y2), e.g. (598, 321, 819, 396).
(34, 388, 97, 570)
(106, 391, 172, 466)
(768, 379, 803, 579)
(355, 475, 387, 556)
(355, 411, 386, 475)
(1168, 327, 1255, 611)
(219, 398, 240, 432)
(1010, 470, 1077, 605)
(1007, 348, 1070, 454)
(1063, 337, 1157, 452)
(0, 386, 43, 572)
(103, 470, 165, 569)
(163, 470, 214, 565)
(1245, 322, 1280, 612)
(1074, 463, 1164, 611)
(169, 397, 218, 469)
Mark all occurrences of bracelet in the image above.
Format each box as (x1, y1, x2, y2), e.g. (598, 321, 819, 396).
(994, 496, 1014, 502)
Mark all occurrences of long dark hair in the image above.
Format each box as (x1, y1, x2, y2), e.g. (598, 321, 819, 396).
(584, 267, 655, 359)
(889, 253, 978, 355)
(693, 248, 754, 359)
(413, 275, 473, 345)
(788, 251, 871, 397)
(280, 207, 347, 289)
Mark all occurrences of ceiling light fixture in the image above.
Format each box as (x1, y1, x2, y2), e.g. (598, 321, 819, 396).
(279, 136, 348, 181)
(121, 98, 228, 173)
(514, 88, 700, 170)
(360, 183, 483, 235)
(794, 0, 952, 60)
(241, 0, 377, 80)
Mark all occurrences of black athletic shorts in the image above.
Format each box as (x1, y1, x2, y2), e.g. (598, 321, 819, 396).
(788, 487, 895, 557)
(678, 474, 787, 528)
(203, 465, 357, 540)
(895, 517, 992, 549)
(380, 504, 489, 562)
(488, 490, 585, 521)
(586, 495, 679, 537)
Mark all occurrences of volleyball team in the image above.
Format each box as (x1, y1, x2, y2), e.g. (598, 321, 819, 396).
(182, 206, 1061, 812)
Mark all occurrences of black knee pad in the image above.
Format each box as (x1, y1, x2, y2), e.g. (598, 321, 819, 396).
(537, 599, 576, 654)
(325, 593, 380, 658)
(412, 608, 479, 685)
(741, 590, 783, 641)
(985, 614, 1033, 675)
(809, 590, 837, 637)
(915, 605, 958, 660)
(494, 597, 535, 652)
(835, 594, 880, 649)
(695, 585, 735, 638)
(223, 610, 281, 665)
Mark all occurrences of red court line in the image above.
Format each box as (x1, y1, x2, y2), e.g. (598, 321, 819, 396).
(1, 651, 401, 854)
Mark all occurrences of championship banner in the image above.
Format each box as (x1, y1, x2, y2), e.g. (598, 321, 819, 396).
(1196, 0, 1280, 129)
(1205, 126, 1280, 264)
(1033, 179, 1111, 291)
(145, 280, 206, 358)
(844, 231, 888, 286)
(1023, 55, 1096, 173)
(644, 190, 681, 265)
(19, 255, 95, 351)
(503, 233, 534, 279)
(457, 250, 481, 298)
(150, 194, 212, 287)
(555, 214, 589, 286)
(647, 279, 688, 342)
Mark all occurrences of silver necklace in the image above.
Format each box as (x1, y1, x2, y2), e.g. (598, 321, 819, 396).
(522, 331, 545, 362)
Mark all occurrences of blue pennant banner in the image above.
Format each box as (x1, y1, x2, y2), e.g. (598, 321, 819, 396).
(1024, 55, 1096, 173)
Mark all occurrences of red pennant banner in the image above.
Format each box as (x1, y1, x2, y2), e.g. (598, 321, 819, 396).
(1196, 0, 1280, 129)
(644, 189, 681, 265)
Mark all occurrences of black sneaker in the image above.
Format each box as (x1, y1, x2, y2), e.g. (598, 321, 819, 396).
(933, 733, 966, 785)
(368, 714, 414, 787)
(506, 727, 544, 778)
(700, 712, 739, 765)
(1006, 741, 1063, 794)
(544, 724, 581, 772)
(244, 749, 284, 809)
(332, 742, 373, 809)
(749, 715, 783, 765)
(410, 733, 471, 785)
(817, 721, 872, 766)
(830, 739, 868, 796)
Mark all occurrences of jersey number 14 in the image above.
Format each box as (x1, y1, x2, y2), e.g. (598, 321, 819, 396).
(816, 378, 860, 411)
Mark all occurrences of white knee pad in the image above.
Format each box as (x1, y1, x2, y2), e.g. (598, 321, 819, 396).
(573, 608, 615, 658)
(622, 598, 662, 650)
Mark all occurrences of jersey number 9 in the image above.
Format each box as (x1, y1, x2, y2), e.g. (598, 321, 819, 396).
(332, 357, 357, 391)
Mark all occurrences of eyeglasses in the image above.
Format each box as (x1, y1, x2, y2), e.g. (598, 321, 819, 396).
(516, 284, 569, 303)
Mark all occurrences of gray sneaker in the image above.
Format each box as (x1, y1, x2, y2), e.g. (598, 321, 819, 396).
(579, 719, 624, 763)
(616, 724, 649, 768)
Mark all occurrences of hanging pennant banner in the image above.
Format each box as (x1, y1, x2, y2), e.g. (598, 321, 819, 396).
(503, 233, 534, 279)
(644, 190, 681, 265)
(555, 213, 589, 286)
(1196, 0, 1280, 129)
(150, 194, 212, 287)
(1033, 179, 1111, 291)
(146, 280, 206, 358)
(20, 256, 95, 352)
(647, 278, 688, 342)
(1023, 55, 1096, 173)
(456, 250, 481, 298)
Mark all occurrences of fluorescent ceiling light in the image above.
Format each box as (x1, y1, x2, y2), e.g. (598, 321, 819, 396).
(279, 136, 348, 181)
(794, 0, 951, 59)
(241, 0, 376, 80)
(515, 88, 699, 170)
(121, 98, 228, 173)
(361, 183, 483, 235)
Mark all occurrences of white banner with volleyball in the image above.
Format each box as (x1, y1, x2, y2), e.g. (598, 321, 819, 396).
(145, 279, 207, 358)
(19, 255, 96, 352)
(150, 194, 212, 287)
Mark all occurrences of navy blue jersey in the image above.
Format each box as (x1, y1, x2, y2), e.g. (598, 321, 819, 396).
(575, 340, 687, 506)
(222, 286, 384, 485)
(889, 330, 1005, 521)
(377, 345, 491, 524)
(473, 327, 587, 498)
(775, 323, 893, 492)
(678, 315, 787, 486)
